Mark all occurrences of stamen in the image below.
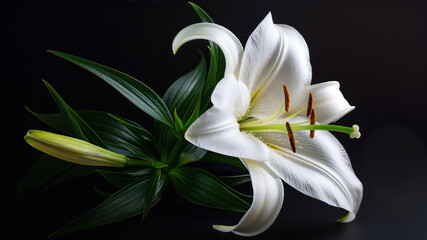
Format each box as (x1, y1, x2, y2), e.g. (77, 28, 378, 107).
(310, 108, 316, 138)
(285, 122, 297, 153)
(306, 92, 313, 117)
(282, 84, 290, 112)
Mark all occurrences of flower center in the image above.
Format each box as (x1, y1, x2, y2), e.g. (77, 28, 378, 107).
(238, 84, 361, 153)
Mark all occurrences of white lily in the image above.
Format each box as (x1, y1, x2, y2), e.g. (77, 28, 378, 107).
(173, 13, 363, 236)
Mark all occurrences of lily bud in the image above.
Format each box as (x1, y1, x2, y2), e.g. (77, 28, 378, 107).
(24, 130, 128, 167)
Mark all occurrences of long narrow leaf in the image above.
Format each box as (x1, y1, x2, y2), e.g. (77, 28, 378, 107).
(97, 168, 154, 189)
(189, 2, 214, 23)
(42, 80, 106, 148)
(17, 155, 94, 193)
(169, 167, 250, 212)
(219, 174, 251, 188)
(48, 50, 174, 128)
(175, 143, 207, 168)
(17, 155, 72, 193)
(142, 169, 163, 219)
(26, 109, 158, 159)
(108, 113, 166, 161)
(50, 178, 151, 237)
(202, 152, 246, 170)
(163, 53, 206, 123)
(201, 47, 219, 112)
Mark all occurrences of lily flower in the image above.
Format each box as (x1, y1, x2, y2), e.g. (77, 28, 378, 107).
(173, 13, 363, 236)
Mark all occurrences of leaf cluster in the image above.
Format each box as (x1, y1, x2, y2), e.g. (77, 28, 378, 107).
(20, 3, 251, 237)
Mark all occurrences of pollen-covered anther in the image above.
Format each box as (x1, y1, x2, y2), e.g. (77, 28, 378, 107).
(282, 84, 290, 112)
(306, 92, 313, 117)
(350, 124, 361, 139)
(285, 122, 297, 153)
(310, 108, 316, 139)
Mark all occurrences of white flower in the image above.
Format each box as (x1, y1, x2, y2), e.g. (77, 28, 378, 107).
(173, 13, 363, 236)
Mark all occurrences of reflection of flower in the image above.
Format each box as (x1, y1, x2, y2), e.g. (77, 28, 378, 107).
(174, 13, 363, 236)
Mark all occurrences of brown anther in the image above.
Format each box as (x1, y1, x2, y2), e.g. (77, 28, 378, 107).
(285, 122, 297, 153)
(310, 108, 316, 139)
(282, 84, 290, 112)
(306, 92, 313, 117)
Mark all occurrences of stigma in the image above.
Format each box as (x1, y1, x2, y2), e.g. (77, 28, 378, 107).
(350, 125, 361, 139)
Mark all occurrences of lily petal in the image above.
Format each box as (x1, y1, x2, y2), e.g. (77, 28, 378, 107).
(239, 13, 312, 119)
(257, 121, 363, 221)
(210, 76, 251, 119)
(214, 159, 284, 236)
(185, 77, 271, 161)
(294, 81, 355, 124)
(172, 22, 243, 77)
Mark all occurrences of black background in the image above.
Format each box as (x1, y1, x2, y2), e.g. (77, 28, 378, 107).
(7, 0, 427, 239)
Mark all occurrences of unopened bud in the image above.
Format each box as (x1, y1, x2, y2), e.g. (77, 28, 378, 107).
(24, 130, 128, 167)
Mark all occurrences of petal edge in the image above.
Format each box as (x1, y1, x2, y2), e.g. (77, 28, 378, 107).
(172, 22, 243, 77)
(213, 160, 284, 236)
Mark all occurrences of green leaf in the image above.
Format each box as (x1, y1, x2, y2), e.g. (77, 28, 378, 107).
(97, 168, 154, 189)
(151, 161, 168, 169)
(93, 185, 113, 200)
(26, 109, 160, 160)
(189, 2, 214, 23)
(50, 177, 153, 237)
(169, 167, 250, 212)
(202, 151, 246, 170)
(184, 98, 201, 128)
(25, 106, 73, 134)
(219, 174, 251, 188)
(42, 80, 106, 148)
(48, 50, 174, 128)
(153, 55, 206, 151)
(44, 165, 95, 191)
(173, 108, 184, 138)
(200, 47, 219, 112)
(108, 113, 166, 161)
(17, 155, 72, 193)
(142, 169, 165, 219)
(162, 54, 206, 123)
(17, 155, 94, 193)
(176, 144, 207, 168)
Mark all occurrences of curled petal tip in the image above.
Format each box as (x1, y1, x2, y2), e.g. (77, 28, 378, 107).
(213, 225, 234, 232)
(336, 212, 356, 223)
(171, 22, 243, 76)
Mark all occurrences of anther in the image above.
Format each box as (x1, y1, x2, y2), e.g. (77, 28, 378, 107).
(306, 92, 313, 117)
(285, 122, 297, 153)
(282, 84, 290, 112)
(310, 108, 316, 138)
